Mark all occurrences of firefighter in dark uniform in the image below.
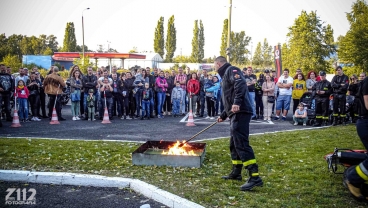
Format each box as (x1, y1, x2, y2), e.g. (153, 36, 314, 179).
(312, 71, 332, 126)
(348, 74, 360, 123)
(345, 76, 368, 201)
(215, 56, 263, 191)
(331, 66, 349, 125)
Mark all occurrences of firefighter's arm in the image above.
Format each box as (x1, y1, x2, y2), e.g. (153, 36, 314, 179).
(364, 95, 368, 111)
(232, 69, 245, 106)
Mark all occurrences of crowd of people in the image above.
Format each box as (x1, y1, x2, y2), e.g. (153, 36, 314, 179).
(0, 63, 366, 128)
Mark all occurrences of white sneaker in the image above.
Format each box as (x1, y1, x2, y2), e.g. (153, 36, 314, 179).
(294, 122, 298, 126)
(31, 117, 35, 121)
(264, 117, 267, 121)
(34, 117, 41, 121)
(168, 112, 172, 115)
(210, 117, 215, 119)
(76, 116, 80, 120)
(205, 116, 210, 119)
(126, 116, 132, 120)
(163, 112, 167, 115)
(72, 117, 77, 121)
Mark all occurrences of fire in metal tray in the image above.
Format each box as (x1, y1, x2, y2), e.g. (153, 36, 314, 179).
(144, 141, 203, 156)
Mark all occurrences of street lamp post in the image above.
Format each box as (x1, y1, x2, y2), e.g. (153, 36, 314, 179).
(227, 0, 232, 63)
(82, 7, 90, 59)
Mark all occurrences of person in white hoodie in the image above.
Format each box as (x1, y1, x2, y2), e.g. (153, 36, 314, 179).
(171, 82, 184, 117)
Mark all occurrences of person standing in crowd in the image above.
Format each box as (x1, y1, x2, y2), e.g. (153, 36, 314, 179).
(163, 72, 174, 116)
(204, 75, 220, 119)
(32, 67, 47, 118)
(120, 73, 130, 120)
(312, 71, 332, 126)
(82, 67, 98, 120)
(255, 74, 264, 119)
(174, 67, 187, 116)
(15, 68, 29, 87)
(293, 103, 308, 126)
(214, 56, 263, 191)
(348, 74, 360, 123)
(133, 69, 145, 118)
(70, 70, 83, 121)
(43, 66, 66, 121)
(108, 66, 121, 79)
(274, 68, 294, 121)
(0, 64, 14, 123)
(99, 77, 113, 120)
(187, 73, 200, 117)
(111, 73, 123, 119)
(344, 75, 368, 201)
(171, 81, 184, 117)
(86, 89, 96, 121)
(199, 69, 209, 117)
(155, 71, 168, 119)
(124, 72, 135, 119)
(141, 82, 152, 120)
(306, 71, 317, 92)
(293, 68, 303, 79)
(331, 66, 349, 125)
(171, 70, 176, 79)
(359, 72, 366, 81)
(292, 73, 307, 113)
(26, 72, 42, 121)
(244, 67, 257, 120)
(151, 68, 159, 117)
(185, 67, 191, 112)
(15, 80, 29, 122)
(262, 74, 275, 121)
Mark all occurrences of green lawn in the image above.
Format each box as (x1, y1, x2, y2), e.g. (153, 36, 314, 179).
(0, 126, 366, 207)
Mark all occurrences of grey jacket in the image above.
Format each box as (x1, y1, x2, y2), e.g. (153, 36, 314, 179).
(70, 77, 83, 93)
(171, 87, 184, 102)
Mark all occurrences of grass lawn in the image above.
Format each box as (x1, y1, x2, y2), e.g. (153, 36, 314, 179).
(0, 125, 366, 207)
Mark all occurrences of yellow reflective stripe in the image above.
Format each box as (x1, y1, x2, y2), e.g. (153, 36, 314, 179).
(355, 114, 359, 116)
(316, 116, 323, 119)
(322, 117, 329, 120)
(251, 173, 259, 177)
(340, 114, 346, 118)
(333, 114, 339, 116)
(243, 159, 256, 167)
(356, 165, 368, 181)
(232, 160, 242, 165)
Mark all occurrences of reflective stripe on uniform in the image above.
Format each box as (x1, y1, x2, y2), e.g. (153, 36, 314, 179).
(316, 116, 323, 119)
(340, 114, 346, 118)
(356, 164, 368, 181)
(251, 173, 259, 177)
(243, 159, 256, 167)
(333, 114, 339, 116)
(322, 117, 329, 120)
(232, 160, 242, 165)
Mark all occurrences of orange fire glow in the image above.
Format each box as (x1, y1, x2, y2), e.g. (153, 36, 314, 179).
(161, 141, 198, 156)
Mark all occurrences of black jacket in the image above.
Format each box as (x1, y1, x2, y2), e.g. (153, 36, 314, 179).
(312, 79, 332, 98)
(218, 63, 253, 120)
(0, 73, 14, 94)
(111, 79, 122, 94)
(331, 74, 349, 94)
(82, 74, 98, 93)
(166, 77, 174, 95)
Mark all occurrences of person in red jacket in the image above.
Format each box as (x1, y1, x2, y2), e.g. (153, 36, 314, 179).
(187, 73, 200, 116)
(15, 80, 30, 122)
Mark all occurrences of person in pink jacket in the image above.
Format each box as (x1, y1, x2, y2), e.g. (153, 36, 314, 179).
(155, 71, 168, 118)
(15, 80, 30, 122)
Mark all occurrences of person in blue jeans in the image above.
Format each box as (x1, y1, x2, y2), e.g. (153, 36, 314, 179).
(171, 82, 184, 117)
(274, 69, 294, 121)
(155, 71, 168, 119)
(141, 83, 153, 120)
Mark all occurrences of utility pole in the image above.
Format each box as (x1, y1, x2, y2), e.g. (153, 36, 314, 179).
(250, 41, 253, 65)
(82, 8, 90, 61)
(226, 0, 232, 63)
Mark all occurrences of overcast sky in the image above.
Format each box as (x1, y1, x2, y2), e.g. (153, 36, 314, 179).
(0, 0, 355, 58)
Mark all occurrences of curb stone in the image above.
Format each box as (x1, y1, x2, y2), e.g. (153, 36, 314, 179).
(0, 170, 204, 208)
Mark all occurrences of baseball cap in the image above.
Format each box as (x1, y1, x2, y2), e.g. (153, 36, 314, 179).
(89, 89, 94, 93)
(319, 71, 326, 76)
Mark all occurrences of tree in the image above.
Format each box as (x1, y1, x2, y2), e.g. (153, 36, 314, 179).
(285, 11, 335, 73)
(198, 20, 205, 63)
(153, 17, 165, 58)
(173, 55, 191, 63)
(262, 38, 273, 68)
(338, 0, 368, 71)
(219, 19, 228, 57)
(252, 42, 262, 67)
(7, 34, 23, 61)
(73, 55, 93, 74)
(2, 54, 22, 71)
(46, 35, 59, 53)
(61, 22, 77, 52)
(165, 15, 176, 62)
(229, 31, 251, 65)
(190, 20, 199, 63)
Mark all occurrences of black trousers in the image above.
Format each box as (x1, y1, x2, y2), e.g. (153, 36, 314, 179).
(121, 96, 129, 116)
(333, 94, 346, 116)
(315, 97, 329, 118)
(163, 94, 172, 112)
(199, 92, 206, 116)
(230, 113, 256, 166)
(128, 92, 136, 117)
(0, 93, 11, 118)
(293, 99, 300, 114)
(48, 94, 62, 118)
(80, 91, 84, 115)
(112, 93, 123, 116)
(39, 88, 47, 116)
(255, 94, 264, 116)
(206, 97, 215, 117)
(28, 94, 40, 117)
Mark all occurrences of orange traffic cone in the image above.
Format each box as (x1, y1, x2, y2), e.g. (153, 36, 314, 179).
(101, 107, 111, 124)
(11, 109, 21, 127)
(186, 110, 196, 126)
(49, 108, 60, 124)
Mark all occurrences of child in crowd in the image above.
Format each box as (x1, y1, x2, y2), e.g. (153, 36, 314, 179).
(171, 81, 184, 117)
(204, 75, 220, 119)
(292, 103, 308, 126)
(141, 83, 152, 120)
(15, 80, 29, 122)
(87, 89, 96, 121)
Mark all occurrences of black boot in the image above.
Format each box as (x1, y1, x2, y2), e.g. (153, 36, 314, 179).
(222, 165, 243, 181)
(240, 164, 263, 191)
(313, 118, 322, 127)
(332, 116, 338, 126)
(0, 119, 2, 127)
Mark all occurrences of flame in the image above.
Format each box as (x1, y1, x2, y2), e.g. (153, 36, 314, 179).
(161, 141, 198, 156)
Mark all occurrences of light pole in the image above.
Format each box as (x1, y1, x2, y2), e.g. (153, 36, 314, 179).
(226, 0, 232, 63)
(107, 41, 111, 73)
(82, 7, 90, 59)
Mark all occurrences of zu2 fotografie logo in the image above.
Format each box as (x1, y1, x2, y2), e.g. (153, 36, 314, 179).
(5, 188, 36, 205)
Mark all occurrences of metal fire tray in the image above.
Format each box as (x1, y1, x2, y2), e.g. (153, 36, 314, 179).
(132, 141, 206, 168)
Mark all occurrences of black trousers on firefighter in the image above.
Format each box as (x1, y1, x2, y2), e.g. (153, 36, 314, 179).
(348, 97, 360, 121)
(315, 97, 329, 122)
(229, 113, 257, 168)
(333, 93, 346, 119)
(347, 118, 368, 185)
(48, 94, 62, 118)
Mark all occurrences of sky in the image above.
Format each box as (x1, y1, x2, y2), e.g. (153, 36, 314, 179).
(0, 0, 355, 59)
